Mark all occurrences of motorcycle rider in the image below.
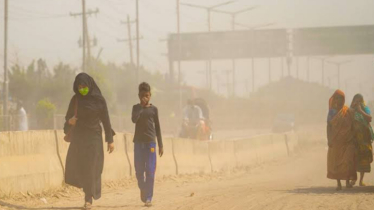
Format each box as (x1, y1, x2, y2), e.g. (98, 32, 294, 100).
(180, 99, 204, 138)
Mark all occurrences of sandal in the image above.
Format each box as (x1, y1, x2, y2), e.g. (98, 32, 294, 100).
(84, 202, 92, 210)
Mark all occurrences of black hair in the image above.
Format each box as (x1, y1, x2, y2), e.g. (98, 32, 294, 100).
(139, 82, 151, 93)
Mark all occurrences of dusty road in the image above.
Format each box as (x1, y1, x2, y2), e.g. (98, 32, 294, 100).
(2, 145, 374, 210)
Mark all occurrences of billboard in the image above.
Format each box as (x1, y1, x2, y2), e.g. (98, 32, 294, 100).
(293, 25, 374, 56)
(168, 29, 288, 61)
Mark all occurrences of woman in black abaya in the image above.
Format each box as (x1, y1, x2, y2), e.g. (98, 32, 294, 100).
(64, 73, 115, 209)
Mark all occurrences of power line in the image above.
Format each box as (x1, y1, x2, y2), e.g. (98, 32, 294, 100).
(70, 3, 100, 72)
(8, 14, 69, 21)
(9, 4, 67, 17)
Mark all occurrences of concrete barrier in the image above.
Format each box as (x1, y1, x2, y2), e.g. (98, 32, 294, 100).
(0, 131, 63, 194)
(0, 130, 300, 194)
(156, 138, 177, 176)
(208, 140, 236, 172)
(252, 134, 274, 163)
(54, 131, 131, 181)
(271, 134, 289, 158)
(173, 139, 211, 174)
(233, 133, 298, 168)
(234, 137, 259, 168)
(124, 133, 175, 177)
(124, 133, 135, 178)
(102, 134, 130, 181)
(285, 132, 299, 153)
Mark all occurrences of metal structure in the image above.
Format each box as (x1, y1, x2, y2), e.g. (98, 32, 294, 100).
(294, 25, 374, 56)
(211, 6, 258, 96)
(180, 1, 237, 90)
(168, 29, 287, 61)
(325, 60, 352, 89)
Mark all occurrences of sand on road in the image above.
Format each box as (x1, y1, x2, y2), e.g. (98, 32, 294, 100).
(2, 144, 374, 210)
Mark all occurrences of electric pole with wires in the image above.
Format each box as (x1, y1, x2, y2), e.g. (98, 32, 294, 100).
(211, 5, 257, 96)
(136, 0, 140, 84)
(118, 15, 137, 66)
(180, 1, 237, 90)
(70, 1, 99, 72)
(3, 0, 9, 129)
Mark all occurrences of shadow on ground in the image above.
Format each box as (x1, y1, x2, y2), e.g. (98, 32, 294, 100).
(283, 186, 374, 195)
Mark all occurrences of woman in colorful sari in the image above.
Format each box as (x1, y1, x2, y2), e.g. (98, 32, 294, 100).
(327, 90, 357, 190)
(350, 94, 373, 186)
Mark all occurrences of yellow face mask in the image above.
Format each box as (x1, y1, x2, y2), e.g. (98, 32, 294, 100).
(79, 87, 89, 96)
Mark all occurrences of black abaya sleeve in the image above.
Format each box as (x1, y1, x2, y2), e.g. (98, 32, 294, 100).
(100, 99, 114, 143)
(64, 96, 75, 134)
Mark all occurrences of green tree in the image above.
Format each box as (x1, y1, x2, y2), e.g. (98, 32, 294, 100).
(35, 98, 56, 129)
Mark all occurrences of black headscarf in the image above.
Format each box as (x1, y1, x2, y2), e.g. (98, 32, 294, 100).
(73, 73, 105, 111)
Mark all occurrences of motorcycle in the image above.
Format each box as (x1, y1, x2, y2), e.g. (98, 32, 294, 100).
(180, 119, 212, 141)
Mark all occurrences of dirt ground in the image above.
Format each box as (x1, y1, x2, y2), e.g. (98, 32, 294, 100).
(2, 144, 374, 210)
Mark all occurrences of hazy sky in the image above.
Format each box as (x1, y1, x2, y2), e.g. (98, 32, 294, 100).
(0, 0, 374, 99)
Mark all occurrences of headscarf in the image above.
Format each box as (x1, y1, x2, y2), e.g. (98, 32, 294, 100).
(329, 89, 345, 110)
(328, 90, 347, 122)
(73, 73, 105, 111)
(350, 93, 374, 140)
(350, 94, 365, 109)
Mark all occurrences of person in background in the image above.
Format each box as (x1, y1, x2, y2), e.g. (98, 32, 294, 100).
(132, 82, 164, 207)
(327, 90, 357, 191)
(17, 102, 28, 131)
(350, 94, 373, 187)
(183, 99, 204, 125)
(180, 99, 204, 138)
(64, 73, 115, 210)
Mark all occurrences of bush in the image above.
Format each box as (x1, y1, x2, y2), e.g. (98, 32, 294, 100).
(35, 98, 56, 129)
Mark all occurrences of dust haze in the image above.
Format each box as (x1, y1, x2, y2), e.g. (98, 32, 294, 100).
(1, 0, 374, 209)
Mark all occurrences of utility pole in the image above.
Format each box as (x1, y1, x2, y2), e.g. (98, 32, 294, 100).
(326, 60, 352, 90)
(225, 70, 231, 97)
(216, 75, 221, 94)
(136, 0, 140, 84)
(181, 1, 236, 90)
(127, 15, 135, 66)
(119, 16, 136, 66)
(321, 59, 325, 86)
(70, 4, 99, 72)
(3, 0, 8, 123)
(306, 57, 310, 82)
(296, 57, 300, 79)
(251, 52, 255, 92)
(287, 57, 292, 76)
(212, 6, 257, 96)
(81, 0, 86, 72)
(311, 56, 332, 86)
(177, 0, 182, 116)
(268, 57, 271, 83)
(246, 79, 250, 98)
(217, 70, 232, 97)
(177, 0, 181, 85)
(281, 57, 284, 79)
(235, 22, 275, 92)
(327, 77, 331, 88)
